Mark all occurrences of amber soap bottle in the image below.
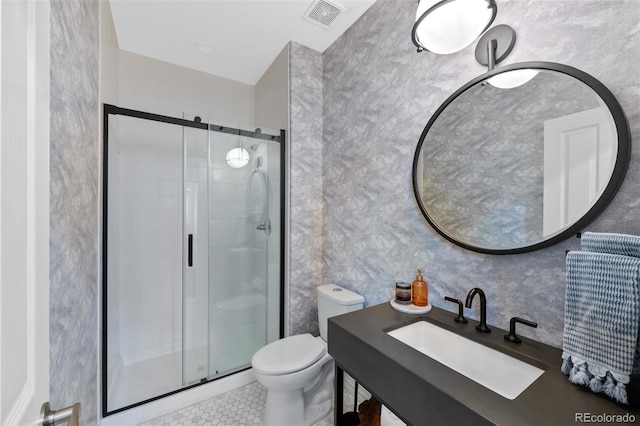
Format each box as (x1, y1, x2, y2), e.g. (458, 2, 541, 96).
(412, 268, 428, 307)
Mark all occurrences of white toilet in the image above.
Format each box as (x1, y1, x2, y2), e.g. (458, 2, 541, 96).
(251, 284, 364, 426)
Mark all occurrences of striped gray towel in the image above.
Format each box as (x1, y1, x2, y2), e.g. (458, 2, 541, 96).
(582, 232, 640, 258)
(562, 251, 640, 404)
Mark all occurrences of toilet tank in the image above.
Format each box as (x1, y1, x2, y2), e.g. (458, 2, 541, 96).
(317, 284, 364, 341)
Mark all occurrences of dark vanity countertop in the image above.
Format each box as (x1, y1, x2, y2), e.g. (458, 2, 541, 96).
(328, 303, 640, 426)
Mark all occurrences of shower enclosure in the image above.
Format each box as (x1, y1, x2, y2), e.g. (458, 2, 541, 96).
(102, 105, 284, 415)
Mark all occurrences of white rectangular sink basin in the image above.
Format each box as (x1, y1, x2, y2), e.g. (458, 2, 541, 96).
(387, 321, 544, 400)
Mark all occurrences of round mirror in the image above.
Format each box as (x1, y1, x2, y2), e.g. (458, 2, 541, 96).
(413, 62, 630, 254)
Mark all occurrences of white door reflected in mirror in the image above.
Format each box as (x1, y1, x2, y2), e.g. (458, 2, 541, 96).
(543, 107, 615, 237)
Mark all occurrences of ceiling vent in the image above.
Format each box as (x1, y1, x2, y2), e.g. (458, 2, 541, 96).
(302, 0, 346, 30)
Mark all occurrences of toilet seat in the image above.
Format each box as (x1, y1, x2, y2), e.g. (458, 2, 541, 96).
(252, 334, 326, 375)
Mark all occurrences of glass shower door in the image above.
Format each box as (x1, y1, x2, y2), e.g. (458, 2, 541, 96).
(182, 118, 280, 383)
(105, 112, 184, 411)
(182, 122, 210, 385)
(103, 105, 283, 414)
(207, 124, 269, 378)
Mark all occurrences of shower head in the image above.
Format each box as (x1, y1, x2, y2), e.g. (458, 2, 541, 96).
(250, 142, 262, 151)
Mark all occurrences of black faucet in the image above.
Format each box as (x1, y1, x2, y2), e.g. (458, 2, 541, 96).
(504, 317, 538, 343)
(465, 288, 491, 333)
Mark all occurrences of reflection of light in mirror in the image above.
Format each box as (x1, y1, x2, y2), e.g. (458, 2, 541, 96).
(226, 147, 249, 168)
(488, 69, 539, 89)
(415, 0, 494, 54)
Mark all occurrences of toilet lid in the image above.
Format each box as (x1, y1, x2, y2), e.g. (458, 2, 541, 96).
(251, 334, 326, 375)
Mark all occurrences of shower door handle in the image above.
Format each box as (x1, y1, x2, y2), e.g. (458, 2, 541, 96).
(188, 234, 193, 267)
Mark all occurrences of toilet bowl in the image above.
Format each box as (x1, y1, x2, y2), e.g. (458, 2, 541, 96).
(251, 284, 364, 426)
(252, 334, 334, 426)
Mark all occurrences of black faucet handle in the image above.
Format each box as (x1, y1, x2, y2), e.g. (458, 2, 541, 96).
(504, 317, 538, 344)
(444, 296, 468, 323)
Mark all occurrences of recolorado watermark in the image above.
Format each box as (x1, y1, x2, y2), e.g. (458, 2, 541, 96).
(575, 412, 636, 423)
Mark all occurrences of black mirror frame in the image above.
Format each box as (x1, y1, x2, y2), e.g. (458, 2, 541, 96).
(412, 61, 631, 255)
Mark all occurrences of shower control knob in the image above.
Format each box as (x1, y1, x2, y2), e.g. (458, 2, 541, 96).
(256, 218, 271, 235)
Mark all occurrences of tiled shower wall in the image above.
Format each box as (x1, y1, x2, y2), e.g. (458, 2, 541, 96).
(321, 0, 640, 347)
(50, 0, 99, 424)
(111, 118, 183, 369)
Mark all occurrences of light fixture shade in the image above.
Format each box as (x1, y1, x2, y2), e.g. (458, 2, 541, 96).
(412, 0, 497, 54)
(226, 147, 249, 168)
(488, 69, 539, 89)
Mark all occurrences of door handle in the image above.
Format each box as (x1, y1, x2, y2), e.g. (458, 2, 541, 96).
(40, 401, 80, 426)
(188, 234, 193, 267)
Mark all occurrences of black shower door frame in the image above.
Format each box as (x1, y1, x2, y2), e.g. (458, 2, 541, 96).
(101, 104, 286, 417)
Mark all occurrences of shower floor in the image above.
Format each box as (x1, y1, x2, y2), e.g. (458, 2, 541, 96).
(109, 324, 265, 412)
(109, 350, 182, 411)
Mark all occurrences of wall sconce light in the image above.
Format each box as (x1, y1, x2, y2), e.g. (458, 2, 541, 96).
(412, 0, 497, 54)
(475, 24, 538, 88)
(226, 147, 249, 168)
(226, 135, 249, 168)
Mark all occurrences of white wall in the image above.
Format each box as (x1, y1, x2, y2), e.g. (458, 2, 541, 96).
(118, 50, 255, 124)
(255, 45, 289, 131)
(100, 1, 119, 107)
(100, 0, 121, 397)
(255, 45, 289, 341)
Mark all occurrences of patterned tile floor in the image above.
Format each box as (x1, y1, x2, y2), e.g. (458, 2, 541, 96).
(139, 381, 336, 426)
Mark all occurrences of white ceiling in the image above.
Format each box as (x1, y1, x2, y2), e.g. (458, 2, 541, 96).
(109, 0, 378, 85)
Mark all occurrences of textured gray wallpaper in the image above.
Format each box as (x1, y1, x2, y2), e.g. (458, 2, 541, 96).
(321, 0, 640, 347)
(50, 0, 99, 423)
(288, 42, 324, 336)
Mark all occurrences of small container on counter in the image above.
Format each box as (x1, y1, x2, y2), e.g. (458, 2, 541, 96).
(411, 268, 428, 307)
(395, 282, 412, 304)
